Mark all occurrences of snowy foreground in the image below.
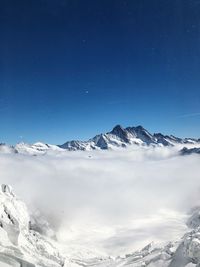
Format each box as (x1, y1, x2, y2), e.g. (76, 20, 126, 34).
(1, 183, 200, 267)
(0, 146, 200, 266)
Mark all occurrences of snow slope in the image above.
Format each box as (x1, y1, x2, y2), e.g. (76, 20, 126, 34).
(0, 184, 64, 267)
(2, 184, 200, 266)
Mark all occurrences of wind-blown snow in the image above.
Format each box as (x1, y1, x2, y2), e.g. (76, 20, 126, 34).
(0, 146, 200, 259)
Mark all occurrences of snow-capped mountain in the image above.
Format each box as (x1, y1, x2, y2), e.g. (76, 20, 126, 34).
(60, 124, 200, 151)
(0, 142, 65, 156)
(0, 125, 199, 155)
(15, 142, 64, 155)
(2, 184, 200, 266)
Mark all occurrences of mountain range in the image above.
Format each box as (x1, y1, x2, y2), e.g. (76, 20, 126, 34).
(0, 125, 199, 155)
(60, 124, 199, 150)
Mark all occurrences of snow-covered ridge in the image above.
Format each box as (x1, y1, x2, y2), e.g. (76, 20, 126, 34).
(2, 184, 200, 266)
(60, 124, 200, 151)
(0, 124, 199, 155)
(0, 142, 65, 156)
(0, 184, 65, 267)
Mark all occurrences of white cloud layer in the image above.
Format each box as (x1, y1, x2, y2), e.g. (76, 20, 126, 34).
(0, 146, 200, 256)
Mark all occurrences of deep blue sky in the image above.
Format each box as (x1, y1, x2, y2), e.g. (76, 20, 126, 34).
(0, 0, 200, 144)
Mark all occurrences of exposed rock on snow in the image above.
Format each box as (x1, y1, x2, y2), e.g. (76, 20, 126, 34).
(180, 147, 200, 156)
(15, 142, 65, 156)
(0, 143, 18, 154)
(0, 125, 199, 155)
(59, 124, 200, 151)
(0, 184, 64, 267)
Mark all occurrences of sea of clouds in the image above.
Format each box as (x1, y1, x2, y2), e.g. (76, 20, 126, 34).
(0, 146, 200, 256)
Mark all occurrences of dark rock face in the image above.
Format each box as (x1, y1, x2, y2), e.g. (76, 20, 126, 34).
(59, 124, 200, 151)
(2, 124, 199, 153)
(180, 147, 200, 156)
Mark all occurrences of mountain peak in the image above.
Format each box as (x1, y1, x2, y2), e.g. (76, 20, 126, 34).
(110, 124, 131, 143)
(111, 124, 124, 132)
(135, 125, 145, 131)
(1, 124, 200, 154)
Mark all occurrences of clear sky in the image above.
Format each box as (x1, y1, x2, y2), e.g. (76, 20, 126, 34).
(0, 0, 200, 144)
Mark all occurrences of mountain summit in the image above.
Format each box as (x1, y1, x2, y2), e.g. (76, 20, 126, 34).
(59, 124, 199, 151)
(0, 124, 199, 155)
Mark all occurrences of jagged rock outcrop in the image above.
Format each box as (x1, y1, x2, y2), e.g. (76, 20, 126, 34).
(0, 125, 199, 154)
(60, 125, 200, 151)
(0, 184, 64, 267)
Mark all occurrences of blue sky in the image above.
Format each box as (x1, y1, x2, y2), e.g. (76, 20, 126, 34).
(0, 0, 200, 144)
